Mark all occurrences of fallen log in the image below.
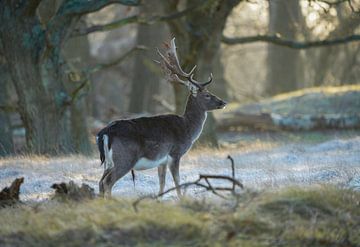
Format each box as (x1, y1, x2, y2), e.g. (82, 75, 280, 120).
(0, 177, 24, 207)
(218, 112, 360, 131)
(216, 85, 360, 131)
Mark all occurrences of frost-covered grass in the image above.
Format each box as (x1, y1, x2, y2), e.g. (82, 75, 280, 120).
(1, 135, 360, 201)
(0, 186, 359, 246)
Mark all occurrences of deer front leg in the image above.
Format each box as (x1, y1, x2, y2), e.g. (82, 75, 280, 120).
(158, 164, 167, 195)
(169, 158, 181, 197)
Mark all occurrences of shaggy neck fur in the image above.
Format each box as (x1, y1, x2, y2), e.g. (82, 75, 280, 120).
(183, 94, 207, 142)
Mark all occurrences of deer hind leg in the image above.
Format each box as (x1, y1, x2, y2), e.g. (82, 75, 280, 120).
(169, 157, 181, 197)
(100, 165, 133, 198)
(99, 137, 138, 198)
(158, 164, 167, 195)
(99, 168, 111, 196)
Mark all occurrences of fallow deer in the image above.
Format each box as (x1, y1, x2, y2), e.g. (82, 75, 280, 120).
(97, 38, 226, 197)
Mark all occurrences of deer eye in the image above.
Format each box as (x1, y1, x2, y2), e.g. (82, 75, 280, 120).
(204, 94, 211, 99)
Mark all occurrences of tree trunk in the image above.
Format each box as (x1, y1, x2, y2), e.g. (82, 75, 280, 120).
(0, 59, 14, 156)
(63, 35, 93, 154)
(129, 0, 169, 114)
(163, 0, 239, 146)
(212, 51, 229, 100)
(0, 5, 72, 154)
(0, 0, 139, 154)
(312, 12, 360, 86)
(266, 0, 302, 95)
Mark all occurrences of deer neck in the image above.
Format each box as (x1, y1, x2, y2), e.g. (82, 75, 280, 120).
(183, 94, 207, 142)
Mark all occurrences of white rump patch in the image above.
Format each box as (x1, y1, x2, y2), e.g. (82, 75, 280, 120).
(103, 134, 114, 170)
(134, 156, 172, 171)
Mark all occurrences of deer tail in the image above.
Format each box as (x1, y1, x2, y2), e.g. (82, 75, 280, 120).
(102, 134, 114, 170)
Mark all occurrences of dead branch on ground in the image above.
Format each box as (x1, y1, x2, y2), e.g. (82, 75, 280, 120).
(132, 156, 243, 212)
(51, 181, 95, 201)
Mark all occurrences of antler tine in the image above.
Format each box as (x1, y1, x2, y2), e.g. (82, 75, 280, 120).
(173, 74, 190, 86)
(168, 38, 196, 77)
(156, 38, 201, 94)
(189, 73, 213, 88)
(188, 65, 197, 76)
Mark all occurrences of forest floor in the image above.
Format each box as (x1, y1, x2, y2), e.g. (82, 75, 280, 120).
(0, 130, 360, 246)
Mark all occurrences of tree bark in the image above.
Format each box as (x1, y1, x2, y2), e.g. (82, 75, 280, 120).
(163, 0, 240, 146)
(0, 58, 14, 156)
(129, 0, 169, 114)
(0, 3, 72, 154)
(63, 34, 93, 154)
(266, 0, 303, 95)
(313, 12, 360, 86)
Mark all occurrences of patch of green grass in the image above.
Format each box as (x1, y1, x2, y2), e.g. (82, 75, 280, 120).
(0, 186, 359, 246)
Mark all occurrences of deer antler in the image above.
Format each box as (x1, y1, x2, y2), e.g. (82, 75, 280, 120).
(156, 38, 212, 93)
(189, 73, 213, 88)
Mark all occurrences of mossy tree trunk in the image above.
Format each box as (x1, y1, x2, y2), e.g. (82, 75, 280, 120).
(0, 0, 139, 154)
(63, 35, 93, 154)
(0, 9, 70, 154)
(38, 0, 93, 154)
(162, 0, 240, 146)
(0, 57, 14, 156)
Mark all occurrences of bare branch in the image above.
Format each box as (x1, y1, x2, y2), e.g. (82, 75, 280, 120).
(132, 156, 244, 212)
(65, 45, 146, 106)
(56, 0, 140, 17)
(0, 104, 18, 113)
(227, 155, 236, 191)
(347, 0, 360, 13)
(65, 79, 89, 107)
(310, 0, 360, 13)
(72, 15, 140, 37)
(152, 95, 176, 112)
(312, 0, 348, 6)
(222, 34, 360, 49)
(24, 0, 42, 16)
(88, 45, 147, 74)
(72, 1, 207, 37)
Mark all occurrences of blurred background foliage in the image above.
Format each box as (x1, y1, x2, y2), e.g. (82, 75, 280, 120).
(0, 0, 359, 155)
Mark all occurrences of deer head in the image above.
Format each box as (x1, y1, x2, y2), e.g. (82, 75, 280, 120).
(156, 38, 226, 111)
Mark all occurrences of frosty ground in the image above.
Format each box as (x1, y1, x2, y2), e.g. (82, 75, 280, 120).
(1, 132, 360, 201)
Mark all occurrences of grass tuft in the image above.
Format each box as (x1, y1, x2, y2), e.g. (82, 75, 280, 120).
(0, 186, 359, 246)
